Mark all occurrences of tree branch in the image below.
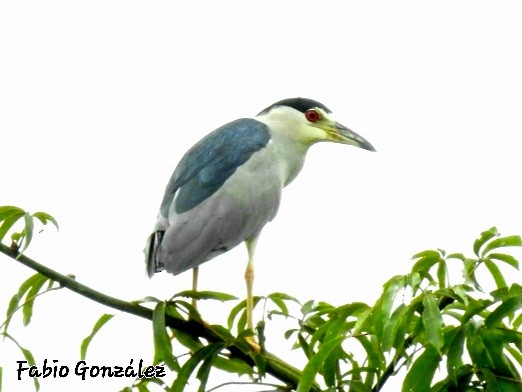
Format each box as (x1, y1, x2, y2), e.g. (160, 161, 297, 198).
(0, 243, 317, 392)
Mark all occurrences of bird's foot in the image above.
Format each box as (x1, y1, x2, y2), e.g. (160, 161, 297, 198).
(245, 335, 261, 353)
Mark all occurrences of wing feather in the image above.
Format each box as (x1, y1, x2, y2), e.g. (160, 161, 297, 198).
(146, 118, 272, 276)
(159, 118, 270, 216)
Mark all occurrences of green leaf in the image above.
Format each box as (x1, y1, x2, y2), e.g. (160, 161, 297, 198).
(227, 299, 246, 330)
(496, 327, 522, 345)
(402, 345, 441, 392)
(267, 309, 288, 320)
(210, 356, 252, 377)
(393, 307, 416, 350)
(0, 210, 25, 243)
(411, 256, 441, 274)
(374, 276, 403, 341)
(138, 377, 169, 390)
(453, 285, 470, 306)
(322, 345, 341, 387)
(236, 306, 248, 333)
(284, 328, 298, 340)
(405, 272, 422, 293)
(481, 368, 521, 392)
(446, 252, 466, 261)
(506, 344, 522, 367)
(195, 344, 226, 392)
(412, 250, 441, 259)
(466, 325, 493, 369)
(446, 325, 466, 375)
(381, 304, 408, 352)
(514, 313, 522, 330)
(484, 259, 508, 289)
(132, 296, 161, 304)
(485, 296, 522, 328)
(488, 252, 520, 269)
(436, 261, 447, 289)
(22, 274, 48, 326)
(80, 314, 114, 360)
(267, 292, 298, 316)
(18, 212, 34, 252)
(309, 320, 331, 350)
(152, 302, 178, 371)
(251, 351, 268, 379)
(173, 290, 237, 302)
(173, 300, 203, 323)
(461, 298, 493, 323)
(309, 303, 367, 349)
(352, 308, 372, 335)
(345, 356, 362, 382)
(355, 334, 384, 387)
(169, 328, 202, 353)
(473, 227, 499, 257)
(301, 300, 315, 316)
(311, 301, 335, 316)
(32, 211, 59, 230)
(304, 314, 328, 332)
(268, 292, 299, 302)
(298, 332, 312, 359)
(431, 364, 474, 392)
(0, 206, 25, 220)
(296, 337, 344, 392)
(462, 258, 481, 291)
(507, 283, 522, 297)
(226, 297, 261, 332)
(171, 344, 224, 392)
(422, 295, 444, 353)
(346, 380, 372, 392)
(0, 207, 59, 248)
(482, 235, 522, 256)
(323, 317, 349, 346)
(136, 384, 149, 392)
(2, 333, 40, 391)
(3, 273, 46, 333)
(208, 324, 234, 344)
(268, 296, 288, 316)
(331, 302, 369, 319)
(482, 329, 520, 379)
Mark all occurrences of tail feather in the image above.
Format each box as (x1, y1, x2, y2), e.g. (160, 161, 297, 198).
(145, 230, 165, 278)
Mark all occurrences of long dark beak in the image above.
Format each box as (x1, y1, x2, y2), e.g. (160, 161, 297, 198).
(332, 122, 376, 152)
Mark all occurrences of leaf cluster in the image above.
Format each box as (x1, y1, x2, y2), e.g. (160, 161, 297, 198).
(0, 206, 58, 253)
(1, 272, 60, 391)
(252, 227, 521, 392)
(1, 207, 521, 392)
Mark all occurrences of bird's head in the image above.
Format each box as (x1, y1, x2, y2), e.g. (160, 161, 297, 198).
(256, 97, 375, 152)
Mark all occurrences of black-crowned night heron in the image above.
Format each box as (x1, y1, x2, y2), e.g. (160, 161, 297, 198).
(145, 97, 375, 332)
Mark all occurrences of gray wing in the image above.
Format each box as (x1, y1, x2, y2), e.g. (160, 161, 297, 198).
(160, 118, 270, 216)
(146, 118, 280, 277)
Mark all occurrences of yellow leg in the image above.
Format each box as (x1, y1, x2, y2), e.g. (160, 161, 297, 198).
(192, 266, 199, 309)
(245, 237, 259, 331)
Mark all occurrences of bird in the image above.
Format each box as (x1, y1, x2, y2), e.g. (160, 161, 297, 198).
(145, 97, 375, 333)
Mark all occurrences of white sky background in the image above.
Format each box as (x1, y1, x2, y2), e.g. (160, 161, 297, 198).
(1, 1, 522, 391)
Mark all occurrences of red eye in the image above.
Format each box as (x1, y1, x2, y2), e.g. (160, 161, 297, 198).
(305, 109, 320, 123)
